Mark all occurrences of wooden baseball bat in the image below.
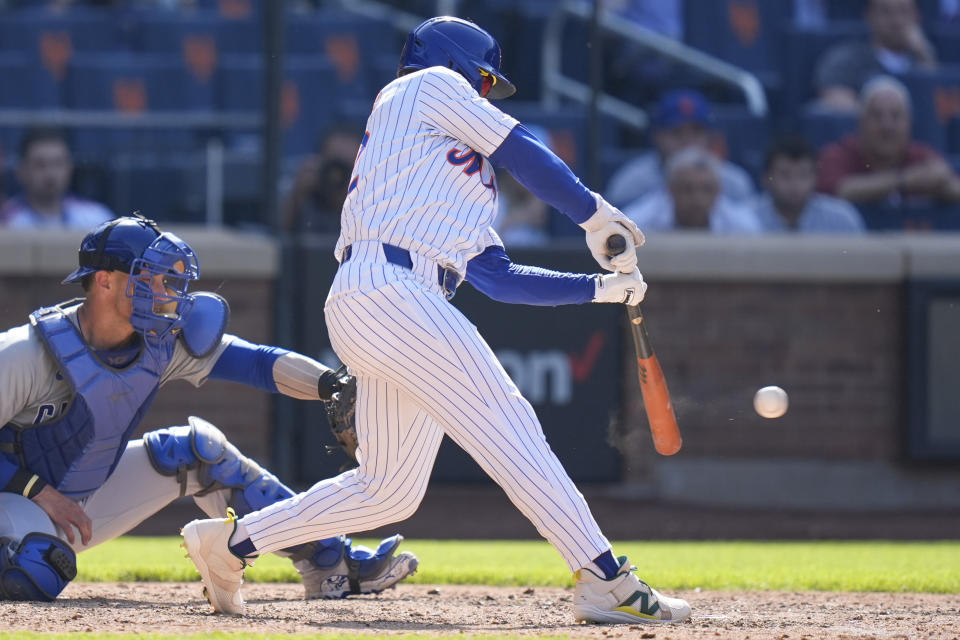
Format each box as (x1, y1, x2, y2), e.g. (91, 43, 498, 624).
(605, 235, 682, 456)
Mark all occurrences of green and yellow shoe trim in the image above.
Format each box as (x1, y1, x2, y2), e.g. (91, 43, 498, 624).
(614, 587, 661, 619)
(225, 507, 256, 568)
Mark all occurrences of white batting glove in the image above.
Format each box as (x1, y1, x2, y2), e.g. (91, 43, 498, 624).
(580, 193, 644, 273)
(593, 268, 647, 306)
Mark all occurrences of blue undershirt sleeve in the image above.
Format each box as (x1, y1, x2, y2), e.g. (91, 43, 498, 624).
(465, 244, 595, 306)
(489, 124, 596, 225)
(208, 338, 288, 393)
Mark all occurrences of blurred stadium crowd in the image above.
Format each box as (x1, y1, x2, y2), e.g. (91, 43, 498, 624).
(2, 0, 960, 238)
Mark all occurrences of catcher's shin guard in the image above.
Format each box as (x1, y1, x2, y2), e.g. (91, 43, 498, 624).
(289, 534, 419, 599)
(144, 416, 296, 511)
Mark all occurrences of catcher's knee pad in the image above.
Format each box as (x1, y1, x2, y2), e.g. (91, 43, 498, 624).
(0, 533, 77, 601)
(144, 416, 295, 514)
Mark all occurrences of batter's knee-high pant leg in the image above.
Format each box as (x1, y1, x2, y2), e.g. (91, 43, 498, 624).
(245, 279, 610, 572)
(241, 372, 445, 553)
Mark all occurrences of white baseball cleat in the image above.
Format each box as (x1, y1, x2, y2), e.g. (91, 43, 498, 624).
(181, 508, 255, 615)
(573, 556, 691, 624)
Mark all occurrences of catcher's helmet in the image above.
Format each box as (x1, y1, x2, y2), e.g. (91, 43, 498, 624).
(63, 214, 199, 344)
(398, 16, 516, 100)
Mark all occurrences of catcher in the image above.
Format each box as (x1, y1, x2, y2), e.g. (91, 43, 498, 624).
(0, 214, 416, 601)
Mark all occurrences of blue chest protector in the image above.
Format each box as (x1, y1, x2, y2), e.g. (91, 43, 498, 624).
(3, 302, 174, 498)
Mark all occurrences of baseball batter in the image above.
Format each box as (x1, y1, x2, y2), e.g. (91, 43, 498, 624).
(0, 215, 416, 602)
(183, 17, 691, 625)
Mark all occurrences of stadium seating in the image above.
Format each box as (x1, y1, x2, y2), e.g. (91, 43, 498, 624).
(64, 52, 215, 158)
(133, 10, 260, 56)
(797, 106, 858, 152)
(683, 0, 792, 91)
(0, 51, 61, 109)
(781, 22, 868, 112)
(710, 105, 770, 182)
(901, 68, 960, 152)
(2, 2, 959, 230)
(859, 203, 960, 231)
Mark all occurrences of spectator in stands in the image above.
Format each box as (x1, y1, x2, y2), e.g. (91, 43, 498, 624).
(814, 0, 937, 112)
(495, 172, 550, 247)
(0, 127, 114, 230)
(606, 89, 755, 208)
(817, 75, 960, 206)
(623, 147, 762, 233)
(754, 135, 865, 232)
(281, 122, 361, 234)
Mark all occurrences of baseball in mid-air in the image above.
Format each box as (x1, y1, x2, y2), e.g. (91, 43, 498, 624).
(754, 386, 789, 419)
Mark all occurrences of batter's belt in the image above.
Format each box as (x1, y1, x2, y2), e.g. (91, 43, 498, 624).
(342, 242, 461, 300)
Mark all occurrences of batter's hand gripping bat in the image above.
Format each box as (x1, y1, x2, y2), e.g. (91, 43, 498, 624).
(605, 234, 682, 456)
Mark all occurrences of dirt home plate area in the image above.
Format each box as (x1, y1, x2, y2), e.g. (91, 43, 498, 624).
(1, 584, 956, 639)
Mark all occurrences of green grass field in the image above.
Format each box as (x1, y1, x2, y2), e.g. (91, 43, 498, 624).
(78, 537, 960, 593)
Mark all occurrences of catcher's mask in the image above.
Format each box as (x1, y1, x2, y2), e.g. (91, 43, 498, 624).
(398, 16, 516, 99)
(63, 214, 199, 345)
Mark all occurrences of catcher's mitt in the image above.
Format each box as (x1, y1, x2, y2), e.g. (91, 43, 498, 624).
(324, 373, 358, 467)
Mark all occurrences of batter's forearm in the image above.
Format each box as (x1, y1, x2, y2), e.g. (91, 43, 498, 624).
(465, 245, 595, 305)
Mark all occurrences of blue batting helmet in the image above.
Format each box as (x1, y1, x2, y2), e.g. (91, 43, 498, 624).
(63, 214, 199, 344)
(398, 16, 516, 100)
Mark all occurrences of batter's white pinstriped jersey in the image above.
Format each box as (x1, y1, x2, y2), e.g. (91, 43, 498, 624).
(240, 65, 614, 573)
(334, 66, 519, 276)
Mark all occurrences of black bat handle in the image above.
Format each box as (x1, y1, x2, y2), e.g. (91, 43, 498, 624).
(605, 234, 628, 256)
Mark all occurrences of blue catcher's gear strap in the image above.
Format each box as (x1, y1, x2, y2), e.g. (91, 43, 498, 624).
(179, 292, 229, 358)
(77, 212, 161, 274)
(143, 416, 295, 511)
(0, 533, 77, 601)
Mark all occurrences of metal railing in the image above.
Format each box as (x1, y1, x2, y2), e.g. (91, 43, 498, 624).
(542, 0, 768, 130)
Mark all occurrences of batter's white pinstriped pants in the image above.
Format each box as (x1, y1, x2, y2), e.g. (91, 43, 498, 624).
(242, 246, 611, 571)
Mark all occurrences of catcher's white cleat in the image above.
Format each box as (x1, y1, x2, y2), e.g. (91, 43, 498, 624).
(573, 556, 690, 625)
(181, 508, 255, 615)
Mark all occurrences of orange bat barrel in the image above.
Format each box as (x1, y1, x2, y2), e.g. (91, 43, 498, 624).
(627, 305, 682, 456)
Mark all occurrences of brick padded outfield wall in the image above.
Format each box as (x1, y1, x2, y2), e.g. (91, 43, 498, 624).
(617, 280, 903, 472)
(0, 276, 275, 461)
